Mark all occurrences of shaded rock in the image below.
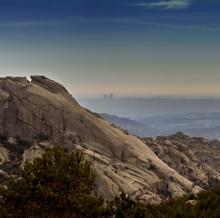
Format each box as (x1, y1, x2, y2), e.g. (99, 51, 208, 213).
(0, 147, 9, 164)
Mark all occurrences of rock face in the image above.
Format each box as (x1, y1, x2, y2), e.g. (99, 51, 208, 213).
(143, 133, 220, 189)
(0, 76, 219, 203)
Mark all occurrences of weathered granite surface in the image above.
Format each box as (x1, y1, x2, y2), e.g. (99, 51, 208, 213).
(0, 76, 219, 203)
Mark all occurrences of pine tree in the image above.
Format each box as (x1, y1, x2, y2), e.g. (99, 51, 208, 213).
(0, 145, 105, 218)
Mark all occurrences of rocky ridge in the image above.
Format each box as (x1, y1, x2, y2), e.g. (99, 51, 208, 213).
(143, 133, 220, 189)
(0, 76, 219, 203)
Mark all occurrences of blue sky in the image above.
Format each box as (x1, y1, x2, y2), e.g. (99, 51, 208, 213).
(0, 0, 220, 96)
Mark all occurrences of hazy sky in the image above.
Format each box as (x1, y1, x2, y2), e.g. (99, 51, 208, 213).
(0, 0, 220, 96)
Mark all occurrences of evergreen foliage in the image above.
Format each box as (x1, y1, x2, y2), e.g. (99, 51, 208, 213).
(0, 145, 104, 218)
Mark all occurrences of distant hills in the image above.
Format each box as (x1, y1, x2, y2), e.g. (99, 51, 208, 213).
(100, 113, 160, 137)
(79, 97, 220, 139)
(101, 112, 220, 139)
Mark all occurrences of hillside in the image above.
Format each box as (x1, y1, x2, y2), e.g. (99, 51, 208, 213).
(0, 76, 220, 203)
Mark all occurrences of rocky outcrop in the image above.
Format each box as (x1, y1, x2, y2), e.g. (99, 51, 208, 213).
(143, 133, 220, 189)
(0, 76, 218, 203)
(31, 76, 70, 96)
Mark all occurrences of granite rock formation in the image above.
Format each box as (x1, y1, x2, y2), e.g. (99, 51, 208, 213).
(0, 76, 219, 203)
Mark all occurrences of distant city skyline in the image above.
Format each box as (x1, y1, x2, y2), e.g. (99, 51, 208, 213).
(0, 0, 220, 96)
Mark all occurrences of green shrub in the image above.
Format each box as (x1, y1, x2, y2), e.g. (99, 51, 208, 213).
(0, 145, 104, 218)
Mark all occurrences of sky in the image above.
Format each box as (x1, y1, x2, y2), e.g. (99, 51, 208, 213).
(0, 0, 220, 97)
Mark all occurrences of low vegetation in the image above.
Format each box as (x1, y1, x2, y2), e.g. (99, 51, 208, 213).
(0, 145, 220, 218)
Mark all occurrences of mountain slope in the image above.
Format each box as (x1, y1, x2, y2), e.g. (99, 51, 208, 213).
(0, 76, 218, 203)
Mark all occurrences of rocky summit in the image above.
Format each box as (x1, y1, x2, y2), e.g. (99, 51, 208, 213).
(0, 76, 220, 203)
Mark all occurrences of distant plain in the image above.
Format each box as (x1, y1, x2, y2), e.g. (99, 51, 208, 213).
(79, 97, 220, 139)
